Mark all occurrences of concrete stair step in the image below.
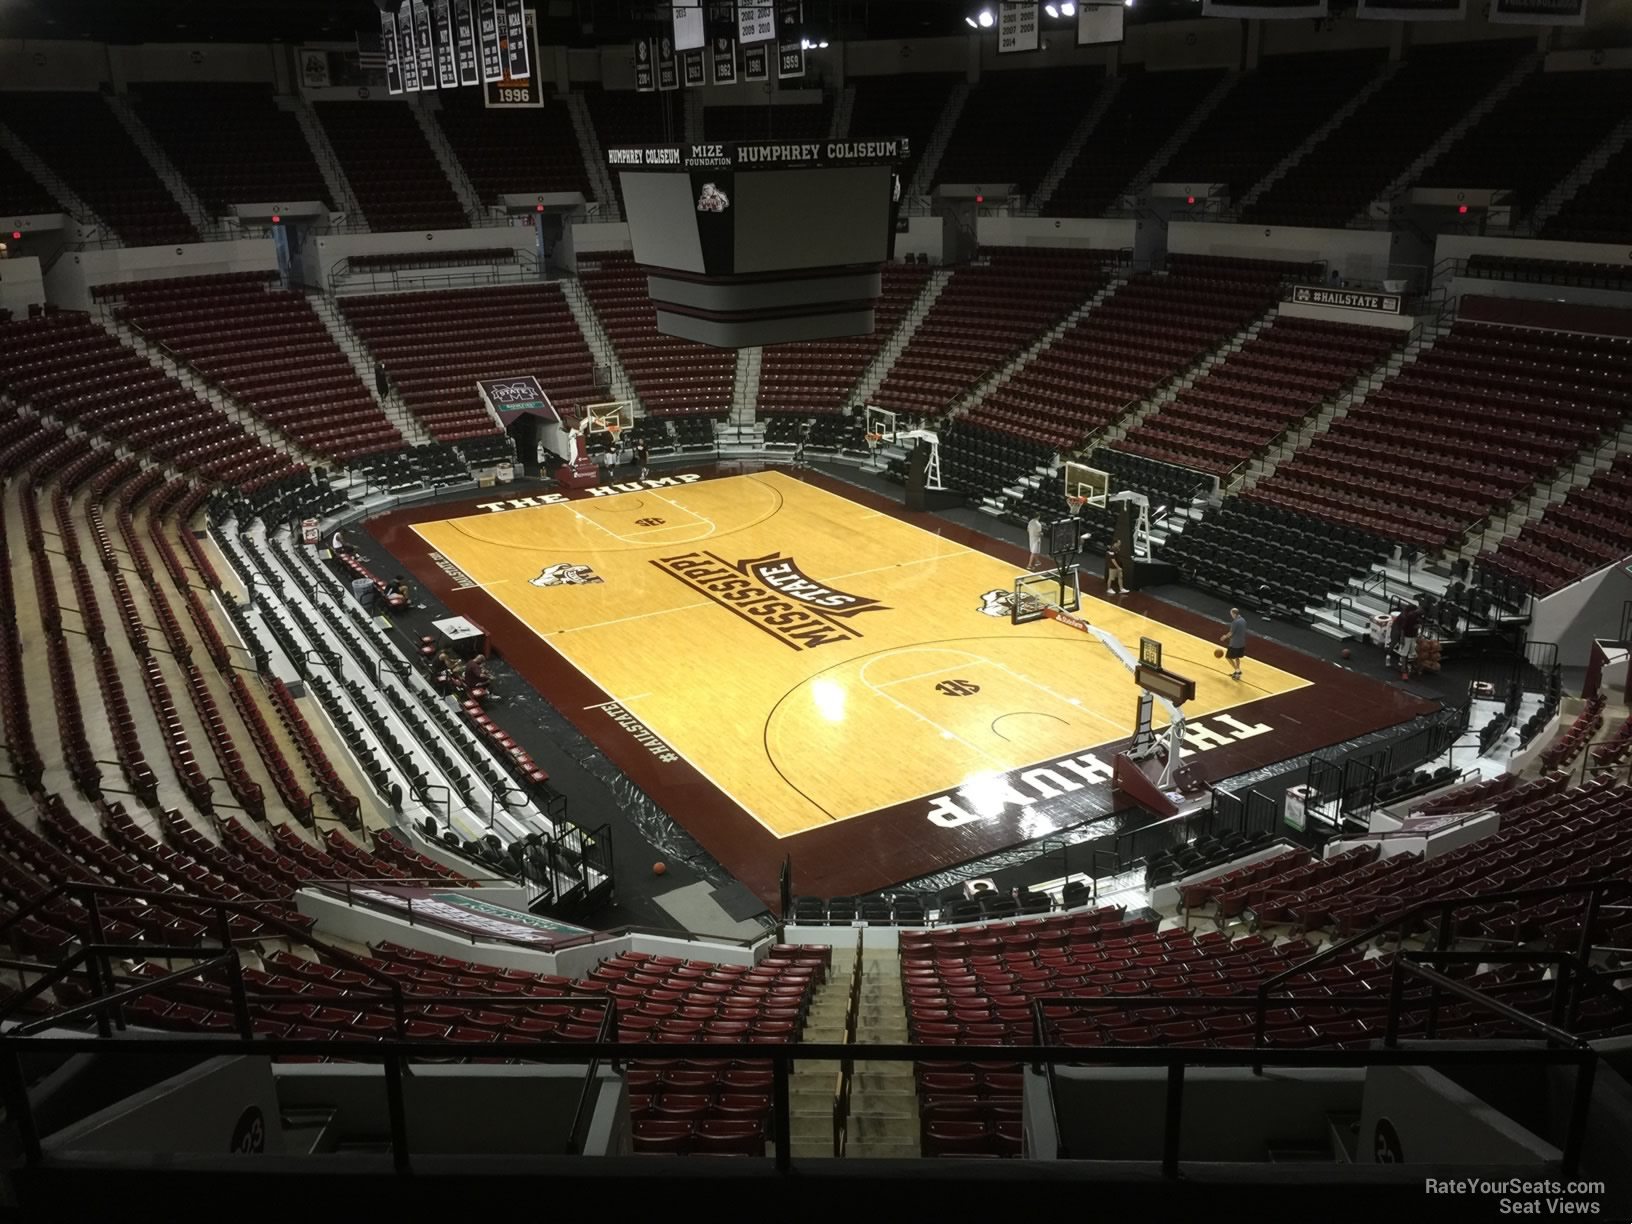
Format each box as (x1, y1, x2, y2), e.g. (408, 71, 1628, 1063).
(845, 1139, 923, 1159)
(849, 1114, 920, 1142)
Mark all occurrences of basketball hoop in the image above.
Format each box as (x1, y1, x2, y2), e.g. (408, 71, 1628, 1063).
(606, 424, 623, 440)
(864, 432, 883, 446)
(1066, 495, 1088, 514)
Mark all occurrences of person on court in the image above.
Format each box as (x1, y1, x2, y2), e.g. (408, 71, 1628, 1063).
(1105, 543, 1129, 596)
(1219, 608, 1248, 681)
(1026, 515, 1044, 570)
(1390, 601, 1421, 681)
(635, 439, 650, 480)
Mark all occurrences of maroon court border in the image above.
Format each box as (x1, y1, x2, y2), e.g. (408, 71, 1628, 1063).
(365, 463, 1437, 904)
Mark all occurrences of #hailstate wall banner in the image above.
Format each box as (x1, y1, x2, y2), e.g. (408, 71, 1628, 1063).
(1201, 0, 1327, 16)
(1357, 0, 1465, 17)
(1490, 0, 1587, 23)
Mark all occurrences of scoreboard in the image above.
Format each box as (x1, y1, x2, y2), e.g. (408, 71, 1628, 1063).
(485, 8, 542, 108)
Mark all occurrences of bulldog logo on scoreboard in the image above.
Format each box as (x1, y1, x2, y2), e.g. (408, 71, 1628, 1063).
(696, 182, 730, 212)
(530, 563, 603, 588)
(651, 550, 889, 650)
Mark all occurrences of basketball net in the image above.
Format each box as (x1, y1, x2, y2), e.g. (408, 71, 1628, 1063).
(1066, 495, 1087, 515)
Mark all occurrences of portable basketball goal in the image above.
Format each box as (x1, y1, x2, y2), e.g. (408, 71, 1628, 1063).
(582, 400, 635, 446)
(1061, 460, 1110, 515)
(863, 404, 945, 490)
(1008, 562, 1191, 790)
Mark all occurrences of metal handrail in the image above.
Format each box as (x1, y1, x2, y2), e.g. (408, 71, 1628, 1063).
(1252, 878, 1632, 1047)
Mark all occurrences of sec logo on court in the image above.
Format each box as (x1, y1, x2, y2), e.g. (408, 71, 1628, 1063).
(935, 679, 981, 697)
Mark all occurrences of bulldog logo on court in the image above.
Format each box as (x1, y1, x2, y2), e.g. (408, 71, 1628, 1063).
(977, 589, 1015, 618)
(650, 550, 888, 651)
(530, 563, 603, 588)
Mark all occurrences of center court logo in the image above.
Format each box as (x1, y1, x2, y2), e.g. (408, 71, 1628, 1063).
(651, 550, 890, 651)
(530, 563, 602, 587)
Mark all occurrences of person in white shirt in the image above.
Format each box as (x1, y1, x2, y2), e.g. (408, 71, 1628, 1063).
(1026, 516, 1045, 570)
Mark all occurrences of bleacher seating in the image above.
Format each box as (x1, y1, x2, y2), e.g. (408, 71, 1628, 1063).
(1243, 41, 1529, 228)
(932, 69, 1103, 198)
(1245, 312, 1632, 552)
(1152, 51, 1384, 202)
(1481, 455, 1632, 595)
(846, 74, 961, 190)
(341, 283, 597, 438)
(1543, 137, 1632, 244)
(1419, 69, 1632, 217)
(1462, 253, 1632, 295)
(577, 251, 735, 416)
(959, 254, 1292, 451)
(0, 312, 301, 488)
(580, 85, 681, 215)
(106, 273, 404, 461)
(0, 145, 62, 216)
(756, 262, 931, 416)
(434, 88, 596, 206)
(1113, 317, 1400, 478)
(0, 91, 198, 246)
(873, 247, 1114, 418)
(132, 82, 333, 216)
(315, 100, 466, 232)
(1042, 68, 1224, 218)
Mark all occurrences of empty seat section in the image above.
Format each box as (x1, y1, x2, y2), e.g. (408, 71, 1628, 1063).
(1542, 137, 1632, 244)
(1243, 41, 1530, 228)
(756, 262, 931, 416)
(932, 68, 1103, 197)
(0, 145, 63, 217)
(1418, 69, 1632, 216)
(847, 74, 961, 190)
(132, 82, 333, 216)
(315, 100, 466, 232)
(1246, 308, 1632, 551)
(435, 88, 596, 206)
(961, 255, 1290, 452)
(873, 246, 1114, 418)
(0, 91, 198, 246)
(702, 97, 831, 143)
(577, 251, 735, 417)
(105, 274, 403, 461)
(1152, 51, 1384, 203)
(1043, 68, 1224, 218)
(341, 283, 596, 439)
(1114, 318, 1401, 478)
(1481, 455, 1632, 595)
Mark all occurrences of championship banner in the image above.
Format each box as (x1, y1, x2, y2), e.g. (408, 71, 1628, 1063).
(709, 1, 737, 83)
(997, 2, 1041, 53)
(657, 31, 679, 90)
(413, 0, 438, 90)
(743, 42, 769, 81)
(1358, 0, 1465, 17)
(673, 2, 706, 50)
(776, 0, 804, 80)
(454, 0, 479, 84)
(434, 0, 459, 87)
(683, 48, 706, 87)
(1076, 2, 1125, 43)
(504, 0, 530, 77)
(397, 1, 421, 91)
(1491, 0, 1586, 23)
(1201, 0, 1328, 16)
(738, 3, 776, 43)
(634, 36, 656, 92)
(478, 0, 504, 80)
(299, 47, 332, 89)
(381, 7, 405, 93)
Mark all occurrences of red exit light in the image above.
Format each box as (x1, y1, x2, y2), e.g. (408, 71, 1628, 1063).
(271, 214, 281, 224)
(1458, 204, 1469, 215)
(1186, 195, 1196, 205)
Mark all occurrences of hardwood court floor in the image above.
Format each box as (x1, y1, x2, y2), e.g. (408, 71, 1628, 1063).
(414, 470, 1309, 839)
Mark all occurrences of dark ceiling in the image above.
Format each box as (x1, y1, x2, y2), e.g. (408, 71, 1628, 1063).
(0, 0, 1203, 48)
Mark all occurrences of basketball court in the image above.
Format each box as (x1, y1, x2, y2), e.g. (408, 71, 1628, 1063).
(372, 466, 1435, 902)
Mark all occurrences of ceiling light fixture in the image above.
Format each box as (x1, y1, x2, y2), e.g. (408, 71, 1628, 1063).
(966, 15, 979, 26)
(978, 8, 996, 27)
(1045, 3, 1059, 15)
(1062, 1, 1076, 13)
